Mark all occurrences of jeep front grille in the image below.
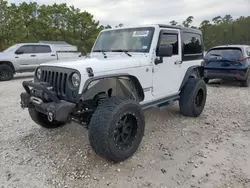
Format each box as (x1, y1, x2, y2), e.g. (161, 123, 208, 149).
(36, 67, 80, 102)
(41, 70, 68, 96)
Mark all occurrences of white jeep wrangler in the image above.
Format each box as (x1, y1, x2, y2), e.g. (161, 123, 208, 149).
(20, 24, 207, 162)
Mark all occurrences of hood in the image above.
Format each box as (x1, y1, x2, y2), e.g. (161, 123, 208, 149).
(0, 52, 10, 58)
(41, 56, 142, 74)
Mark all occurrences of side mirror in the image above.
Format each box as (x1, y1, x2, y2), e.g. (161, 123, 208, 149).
(15, 50, 24, 55)
(157, 45, 173, 57)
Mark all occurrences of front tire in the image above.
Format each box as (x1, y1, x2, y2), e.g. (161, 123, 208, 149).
(179, 78, 207, 117)
(0, 64, 14, 81)
(28, 108, 65, 129)
(88, 97, 145, 162)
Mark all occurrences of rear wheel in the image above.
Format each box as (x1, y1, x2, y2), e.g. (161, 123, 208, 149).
(28, 108, 65, 129)
(241, 72, 250, 87)
(179, 78, 207, 117)
(88, 97, 145, 162)
(0, 64, 14, 81)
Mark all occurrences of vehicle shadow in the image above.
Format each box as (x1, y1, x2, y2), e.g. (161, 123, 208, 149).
(207, 79, 243, 88)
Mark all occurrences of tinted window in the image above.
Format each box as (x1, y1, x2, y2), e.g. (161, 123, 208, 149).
(183, 32, 202, 55)
(206, 48, 243, 58)
(34, 45, 52, 53)
(160, 34, 178, 55)
(17, 45, 34, 54)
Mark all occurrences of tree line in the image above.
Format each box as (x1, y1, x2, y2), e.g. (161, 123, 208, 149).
(170, 15, 250, 50)
(0, 0, 249, 52)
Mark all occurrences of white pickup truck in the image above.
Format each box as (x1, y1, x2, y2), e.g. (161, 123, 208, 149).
(0, 41, 81, 81)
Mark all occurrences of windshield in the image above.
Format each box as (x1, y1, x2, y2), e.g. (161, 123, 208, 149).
(92, 27, 155, 53)
(206, 48, 243, 59)
(3, 44, 19, 52)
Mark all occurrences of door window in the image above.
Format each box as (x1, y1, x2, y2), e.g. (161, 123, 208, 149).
(159, 33, 179, 55)
(16, 45, 34, 54)
(34, 45, 52, 53)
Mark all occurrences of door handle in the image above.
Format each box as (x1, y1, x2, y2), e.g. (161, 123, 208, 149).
(30, 55, 36, 57)
(175, 60, 182, 65)
(51, 54, 56, 56)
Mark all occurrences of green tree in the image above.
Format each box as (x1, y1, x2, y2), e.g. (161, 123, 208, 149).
(0, 2, 103, 53)
(182, 16, 194, 27)
(170, 20, 178, 25)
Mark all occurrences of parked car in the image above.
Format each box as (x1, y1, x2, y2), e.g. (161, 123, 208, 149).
(20, 24, 207, 162)
(0, 41, 80, 81)
(202, 45, 250, 86)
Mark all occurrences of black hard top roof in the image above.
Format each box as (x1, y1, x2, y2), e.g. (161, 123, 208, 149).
(158, 24, 202, 34)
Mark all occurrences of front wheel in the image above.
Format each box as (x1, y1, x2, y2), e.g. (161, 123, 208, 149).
(88, 97, 145, 162)
(28, 108, 65, 129)
(0, 64, 14, 81)
(179, 78, 207, 117)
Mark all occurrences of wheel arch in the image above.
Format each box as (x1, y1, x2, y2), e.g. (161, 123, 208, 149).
(0, 61, 15, 72)
(80, 73, 145, 102)
(179, 65, 204, 91)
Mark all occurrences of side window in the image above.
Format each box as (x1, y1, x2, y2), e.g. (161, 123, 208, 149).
(16, 45, 34, 54)
(183, 32, 202, 55)
(34, 45, 52, 53)
(159, 34, 178, 55)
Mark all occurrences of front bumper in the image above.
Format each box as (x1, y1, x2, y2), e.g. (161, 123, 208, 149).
(204, 69, 247, 80)
(20, 81, 76, 122)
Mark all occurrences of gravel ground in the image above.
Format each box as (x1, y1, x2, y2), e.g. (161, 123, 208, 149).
(1, 73, 250, 188)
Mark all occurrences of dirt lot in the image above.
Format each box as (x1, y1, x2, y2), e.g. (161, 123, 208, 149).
(0, 73, 250, 188)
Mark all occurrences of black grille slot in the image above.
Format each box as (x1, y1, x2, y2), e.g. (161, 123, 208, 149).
(41, 70, 68, 97)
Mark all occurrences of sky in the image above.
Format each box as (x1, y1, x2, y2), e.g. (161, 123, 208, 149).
(9, 0, 250, 27)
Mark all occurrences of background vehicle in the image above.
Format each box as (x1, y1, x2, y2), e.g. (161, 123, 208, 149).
(20, 24, 207, 162)
(0, 41, 80, 81)
(202, 45, 250, 86)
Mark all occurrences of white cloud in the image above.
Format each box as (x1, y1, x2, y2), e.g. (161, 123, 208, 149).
(9, 0, 250, 27)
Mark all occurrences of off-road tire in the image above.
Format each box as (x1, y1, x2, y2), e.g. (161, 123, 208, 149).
(88, 97, 145, 162)
(204, 78, 209, 84)
(179, 78, 207, 117)
(28, 108, 65, 129)
(0, 64, 14, 81)
(241, 72, 250, 87)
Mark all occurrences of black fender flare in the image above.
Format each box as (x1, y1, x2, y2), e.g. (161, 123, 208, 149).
(179, 65, 204, 91)
(81, 73, 145, 102)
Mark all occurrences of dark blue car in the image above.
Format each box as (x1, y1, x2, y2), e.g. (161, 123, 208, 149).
(202, 45, 250, 86)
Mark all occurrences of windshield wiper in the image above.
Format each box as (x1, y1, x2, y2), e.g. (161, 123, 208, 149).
(111, 49, 132, 57)
(92, 50, 107, 58)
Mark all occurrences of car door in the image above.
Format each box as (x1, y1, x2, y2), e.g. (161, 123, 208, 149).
(34, 45, 57, 65)
(14, 45, 38, 71)
(152, 29, 183, 98)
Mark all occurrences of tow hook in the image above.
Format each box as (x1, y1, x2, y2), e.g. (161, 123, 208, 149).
(47, 111, 54, 122)
(20, 101, 26, 109)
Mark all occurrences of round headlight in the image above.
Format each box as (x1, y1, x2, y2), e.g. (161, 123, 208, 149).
(72, 73, 80, 87)
(37, 68, 42, 80)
